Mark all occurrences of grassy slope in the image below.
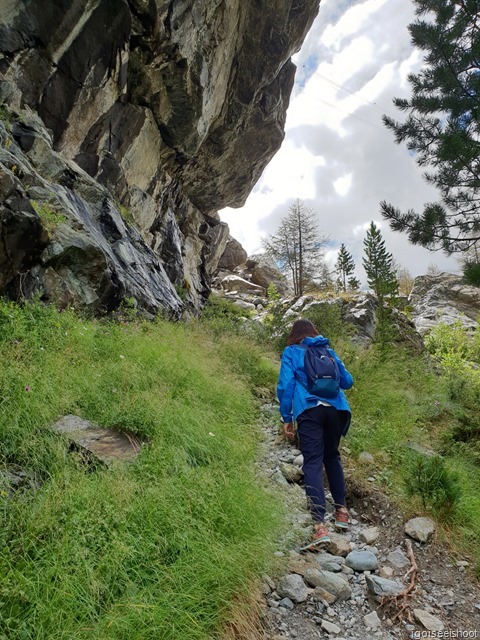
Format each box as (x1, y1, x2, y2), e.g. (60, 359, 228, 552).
(0, 301, 281, 640)
(2, 297, 480, 640)
(344, 340, 480, 568)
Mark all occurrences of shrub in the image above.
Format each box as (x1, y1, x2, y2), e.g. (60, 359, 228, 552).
(404, 453, 461, 515)
(463, 260, 480, 286)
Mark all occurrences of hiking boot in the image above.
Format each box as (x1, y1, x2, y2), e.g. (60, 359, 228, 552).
(299, 524, 331, 552)
(334, 507, 349, 531)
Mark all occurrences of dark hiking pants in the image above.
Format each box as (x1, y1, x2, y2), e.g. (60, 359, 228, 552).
(296, 404, 347, 523)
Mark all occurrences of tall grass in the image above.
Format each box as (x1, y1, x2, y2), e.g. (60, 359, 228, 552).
(0, 299, 281, 640)
(343, 336, 480, 568)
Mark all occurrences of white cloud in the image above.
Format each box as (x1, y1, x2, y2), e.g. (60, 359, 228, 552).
(219, 0, 459, 283)
(334, 173, 352, 196)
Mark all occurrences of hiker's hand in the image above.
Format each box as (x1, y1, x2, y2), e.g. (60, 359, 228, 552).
(283, 422, 295, 441)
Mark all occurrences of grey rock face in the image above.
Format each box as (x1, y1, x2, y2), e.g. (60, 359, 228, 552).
(0, 0, 320, 313)
(409, 273, 480, 336)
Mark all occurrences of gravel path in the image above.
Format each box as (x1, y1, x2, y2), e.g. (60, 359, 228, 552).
(258, 403, 480, 640)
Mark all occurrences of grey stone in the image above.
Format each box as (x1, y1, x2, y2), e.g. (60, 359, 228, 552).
(276, 574, 308, 604)
(365, 575, 404, 597)
(321, 619, 342, 634)
(279, 462, 303, 483)
(303, 568, 352, 602)
(278, 597, 294, 610)
(387, 548, 409, 569)
(345, 551, 379, 572)
(409, 273, 480, 336)
(358, 451, 374, 463)
(217, 238, 247, 271)
(316, 554, 345, 572)
(413, 609, 445, 632)
(359, 527, 380, 544)
(49, 414, 142, 463)
(405, 517, 436, 543)
(364, 611, 381, 629)
(0, 0, 320, 314)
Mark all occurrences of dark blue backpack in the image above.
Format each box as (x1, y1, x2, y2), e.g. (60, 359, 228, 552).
(297, 344, 341, 399)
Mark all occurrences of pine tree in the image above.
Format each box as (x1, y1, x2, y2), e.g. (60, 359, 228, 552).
(262, 199, 328, 296)
(335, 243, 356, 292)
(347, 275, 361, 292)
(381, 0, 480, 254)
(362, 222, 398, 301)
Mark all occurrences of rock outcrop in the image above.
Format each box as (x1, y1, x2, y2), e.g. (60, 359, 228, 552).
(0, 0, 319, 314)
(409, 273, 480, 335)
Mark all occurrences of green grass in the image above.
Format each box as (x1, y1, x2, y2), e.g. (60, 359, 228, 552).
(343, 337, 480, 570)
(0, 299, 281, 640)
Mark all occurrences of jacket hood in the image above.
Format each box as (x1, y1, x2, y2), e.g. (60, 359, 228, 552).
(302, 335, 330, 347)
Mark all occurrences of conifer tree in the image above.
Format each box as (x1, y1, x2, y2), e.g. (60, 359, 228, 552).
(335, 243, 356, 292)
(362, 222, 398, 301)
(381, 0, 480, 254)
(347, 275, 361, 292)
(262, 199, 328, 296)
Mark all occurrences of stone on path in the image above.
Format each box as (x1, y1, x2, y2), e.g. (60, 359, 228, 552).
(413, 609, 445, 632)
(364, 610, 382, 629)
(321, 619, 342, 634)
(387, 548, 409, 569)
(303, 568, 352, 602)
(326, 533, 352, 557)
(366, 575, 404, 597)
(279, 462, 303, 483)
(49, 414, 142, 463)
(359, 526, 379, 544)
(380, 566, 394, 579)
(345, 550, 379, 572)
(405, 517, 436, 543)
(316, 554, 345, 572)
(276, 574, 308, 603)
(312, 586, 337, 605)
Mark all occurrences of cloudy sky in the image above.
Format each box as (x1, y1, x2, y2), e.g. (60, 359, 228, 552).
(219, 0, 460, 285)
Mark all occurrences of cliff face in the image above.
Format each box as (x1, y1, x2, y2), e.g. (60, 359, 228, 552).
(0, 0, 319, 314)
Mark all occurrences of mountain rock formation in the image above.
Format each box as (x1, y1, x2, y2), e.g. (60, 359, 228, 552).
(0, 0, 319, 314)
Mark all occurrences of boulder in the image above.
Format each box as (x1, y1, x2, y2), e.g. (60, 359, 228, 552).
(246, 254, 292, 295)
(217, 238, 248, 271)
(221, 275, 264, 295)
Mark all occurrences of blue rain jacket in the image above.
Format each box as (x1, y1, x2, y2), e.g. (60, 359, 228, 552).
(277, 335, 354, 435)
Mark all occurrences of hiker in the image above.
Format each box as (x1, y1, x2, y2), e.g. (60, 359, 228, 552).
(277, 318, 353, 551)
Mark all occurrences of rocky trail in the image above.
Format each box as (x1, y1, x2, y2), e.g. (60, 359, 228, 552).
(258, 403, 480, 640)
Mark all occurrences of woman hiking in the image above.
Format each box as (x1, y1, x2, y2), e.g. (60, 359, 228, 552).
(277, 318, 353, 551)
